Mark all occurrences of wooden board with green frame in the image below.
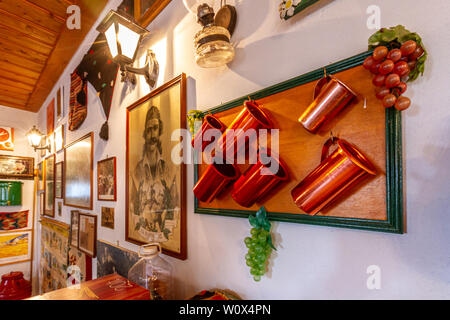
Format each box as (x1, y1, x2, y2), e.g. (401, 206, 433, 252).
(194, 51, 403, 234)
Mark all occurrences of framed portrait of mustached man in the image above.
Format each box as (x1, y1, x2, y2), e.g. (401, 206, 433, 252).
(126, 74, 186, 260)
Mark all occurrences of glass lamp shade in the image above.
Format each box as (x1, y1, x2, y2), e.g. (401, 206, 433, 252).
(194, 25, 235, 68)
(97, 10, 148, 65)
(183, 0, 216, 15)
(26, 126, 44, 149)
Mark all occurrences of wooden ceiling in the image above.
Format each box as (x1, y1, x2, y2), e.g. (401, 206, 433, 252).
(0, 0, 108, 112)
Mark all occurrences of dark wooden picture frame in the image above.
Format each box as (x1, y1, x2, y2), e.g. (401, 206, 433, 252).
(97, 157, 117, 202)
(134, 0, 171, 27)
(44, 154, 55, 218)
(37, 161, 44, 191)
(78, 212, 97, 258)
(64, 133, 94, 210)
(126, 73, 187, 260)
(194, 51, 403, 234)
(0, 155, 34, 180)
(69, 210, 79, 248)
(55, 161, 64, 199)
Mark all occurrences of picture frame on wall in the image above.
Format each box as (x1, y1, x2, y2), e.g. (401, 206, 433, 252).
(69, 210, 79, 248)
(37, 161, 44, 191)
(101, 207, 114, 229)
(47, 99, 55, 135)
(64, 133, 93, 210)
(39, 193, 44, 217)
(0, 155, 34, 180)
(44, 154, 55, 217)
(97, 157, 116, 201)
(0, 127, 14, 151)
(55, 162, 64, 199)
(126, 74, 187, 260)
(54, 125, 64, 153)
(134, 0, 171, 28)
(78, 212, 97, 257)
(56, 87, 64, 124)
(0, 230, 33, 266)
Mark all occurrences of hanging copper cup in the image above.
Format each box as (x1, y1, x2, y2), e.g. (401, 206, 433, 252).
(231, 148, 289, 208)
(291, 138, 376, 215)
(216, 100, 273, 160)
(191, 115, 226, 151)
(193, 155, 240, 203)
(298, 75, 358, 133)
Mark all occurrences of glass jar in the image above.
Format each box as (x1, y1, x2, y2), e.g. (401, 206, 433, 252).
(127, 243, 173, 300)
(194, 25, 235, 68)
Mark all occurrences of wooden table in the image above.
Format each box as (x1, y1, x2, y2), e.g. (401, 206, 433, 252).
(27, 274, 150, 300)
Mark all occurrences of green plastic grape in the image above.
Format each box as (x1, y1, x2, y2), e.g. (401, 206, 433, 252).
(253, 275, 261, 282)
(250, 228, 258, 236)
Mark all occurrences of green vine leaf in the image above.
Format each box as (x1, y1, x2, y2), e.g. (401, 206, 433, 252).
(368, 25, 427, 83)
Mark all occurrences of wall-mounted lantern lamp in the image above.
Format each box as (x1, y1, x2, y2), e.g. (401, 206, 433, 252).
(26, 126, 50, 153)
(96, 10, 158, 87)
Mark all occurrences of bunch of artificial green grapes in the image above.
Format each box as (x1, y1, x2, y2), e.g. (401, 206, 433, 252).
(244, 227, 273, 282)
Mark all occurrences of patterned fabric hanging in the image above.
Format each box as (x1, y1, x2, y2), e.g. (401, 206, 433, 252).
(68, 71, 88, 131)
(0, 210, 28, 231)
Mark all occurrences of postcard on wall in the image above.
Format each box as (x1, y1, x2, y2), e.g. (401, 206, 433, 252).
(97, 157, 116, 201)
(78, 212, 97, 257)
(101, 207, 114, 229)
(0, 230, 32, 266)
(0, 127, 14, 151)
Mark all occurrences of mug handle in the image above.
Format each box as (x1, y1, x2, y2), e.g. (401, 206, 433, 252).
(313, 75, 331, 100)
(321, 137, 338, 162)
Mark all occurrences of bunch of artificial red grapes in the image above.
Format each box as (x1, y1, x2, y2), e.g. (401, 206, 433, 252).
(363, 40, 424, 110)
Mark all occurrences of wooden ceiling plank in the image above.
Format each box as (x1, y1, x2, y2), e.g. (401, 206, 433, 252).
(0, 82, 33, 95)
(0, 61, 40, 80)
(21, 0, 66, 22)
(0, 14, 56, 46)
(0, 99, 28, 111)
(0, 38, 49, 65)
(0, 77, 35, 92)
(0, 68, 37, 86)
(26, 0, 109, 112)
(25, 0, 70, 19)
(0, 94, 29, 105)
(0, 50, 45, 74)
(0, 0, 63, 33)
(0, 25, 53, 55)
(0, 89, 29, 101)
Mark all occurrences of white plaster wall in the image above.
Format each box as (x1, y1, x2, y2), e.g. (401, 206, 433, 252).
(0, 105, 37, 283)
(35, 0, 450, 299)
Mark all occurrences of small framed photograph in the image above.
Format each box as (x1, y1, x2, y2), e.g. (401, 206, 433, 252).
(37, 162, 44, 191)
(57, 201, 62, 216)
(39, 193, 45, 217)
(55, 161, 64, 199)
(54, 125, 64, 153)
(97, 157, 116, 201)
(101, 207, 114, 229)
(69, 210, 79, 248)
(0, 155, 34, 180)
(78, 212, 97, 257)
(44, 154, 55, 217)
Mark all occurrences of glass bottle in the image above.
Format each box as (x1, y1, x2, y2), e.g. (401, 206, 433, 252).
(127, 243, 173, 300)
(194, 3, 235, 68)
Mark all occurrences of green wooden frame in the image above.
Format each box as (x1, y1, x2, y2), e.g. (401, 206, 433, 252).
(193, 51, 404, 234)
(281, 0, 321, 20)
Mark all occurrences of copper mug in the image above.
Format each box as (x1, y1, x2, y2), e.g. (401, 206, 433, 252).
(191, 114, 226, 152)
(298, 75, 358, 133)
(291, 138, 376, 215)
